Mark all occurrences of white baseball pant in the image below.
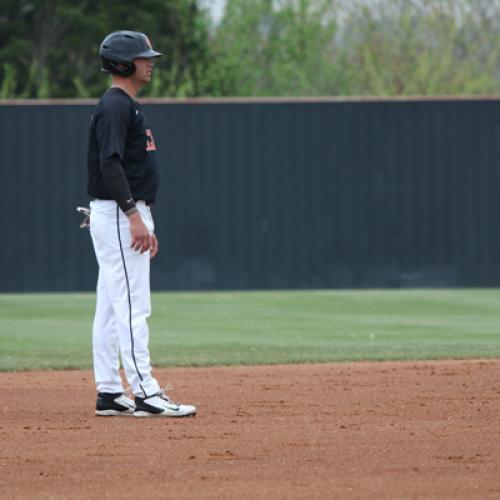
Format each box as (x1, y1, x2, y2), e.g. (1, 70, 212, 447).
(89, 199, 160, 397)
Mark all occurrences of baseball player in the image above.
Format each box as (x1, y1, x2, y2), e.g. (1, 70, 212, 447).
(86, 30, 196, 418)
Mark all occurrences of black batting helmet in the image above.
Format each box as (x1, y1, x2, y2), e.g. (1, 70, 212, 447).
(100, 30, 162, 77)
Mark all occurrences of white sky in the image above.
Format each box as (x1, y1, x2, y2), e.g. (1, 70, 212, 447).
(198, 0, 227, 24)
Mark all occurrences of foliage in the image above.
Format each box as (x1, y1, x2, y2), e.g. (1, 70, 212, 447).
(336, 0, 500, 96)
(208, 0, 500, 96)
(0, 0, 212, 98)
(0, 0, 500, 98)
(205, 0, 341, 96)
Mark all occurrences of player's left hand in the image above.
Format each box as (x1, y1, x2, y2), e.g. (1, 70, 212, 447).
(150, 233, 159, 259)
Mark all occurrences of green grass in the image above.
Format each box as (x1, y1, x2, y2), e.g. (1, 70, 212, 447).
(1, 289, 500, 370)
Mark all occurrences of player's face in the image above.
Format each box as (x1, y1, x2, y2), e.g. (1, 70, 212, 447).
(133, 58, 154, 84)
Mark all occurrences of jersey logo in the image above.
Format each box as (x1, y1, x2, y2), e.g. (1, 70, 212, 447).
(146, 128, 156, 151)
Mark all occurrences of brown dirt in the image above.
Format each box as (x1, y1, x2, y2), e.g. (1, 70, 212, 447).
(1, 360, 500, 499)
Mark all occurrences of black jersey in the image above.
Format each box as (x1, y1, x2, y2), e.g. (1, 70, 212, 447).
(87, 87, 159, 206)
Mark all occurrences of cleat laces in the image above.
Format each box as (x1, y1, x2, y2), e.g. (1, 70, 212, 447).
(158, 385, 180, 407)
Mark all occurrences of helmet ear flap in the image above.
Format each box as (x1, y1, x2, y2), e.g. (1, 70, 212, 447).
(101, 58, 136, 77)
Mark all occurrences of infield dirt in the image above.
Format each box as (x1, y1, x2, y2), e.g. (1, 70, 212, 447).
(1, 360, 500, 499)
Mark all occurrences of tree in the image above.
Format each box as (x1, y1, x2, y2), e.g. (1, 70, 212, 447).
(2, 0, 500, 98)
(337, 0, 500, 96)
(205, 0, 341, 96)
(0, 0, 213, 98)
(206, 0, 500, 97)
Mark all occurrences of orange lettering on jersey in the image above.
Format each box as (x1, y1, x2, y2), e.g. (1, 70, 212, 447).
(146, 128, 156, 151)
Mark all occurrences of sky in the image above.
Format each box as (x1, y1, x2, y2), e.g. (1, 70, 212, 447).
(198, 0, 227, 24)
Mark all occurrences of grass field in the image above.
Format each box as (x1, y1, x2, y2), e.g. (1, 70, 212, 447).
(1, 289, 500, 371)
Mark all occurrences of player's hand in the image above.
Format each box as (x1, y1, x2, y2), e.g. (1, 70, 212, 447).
(128, 212, 151, 253)
(150, 233, 159, 259)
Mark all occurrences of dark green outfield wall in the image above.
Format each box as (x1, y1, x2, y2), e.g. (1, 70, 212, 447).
(1, 98, 500, 291)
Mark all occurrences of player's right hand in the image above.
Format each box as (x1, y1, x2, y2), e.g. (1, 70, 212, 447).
(128, 212, 151, 253)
